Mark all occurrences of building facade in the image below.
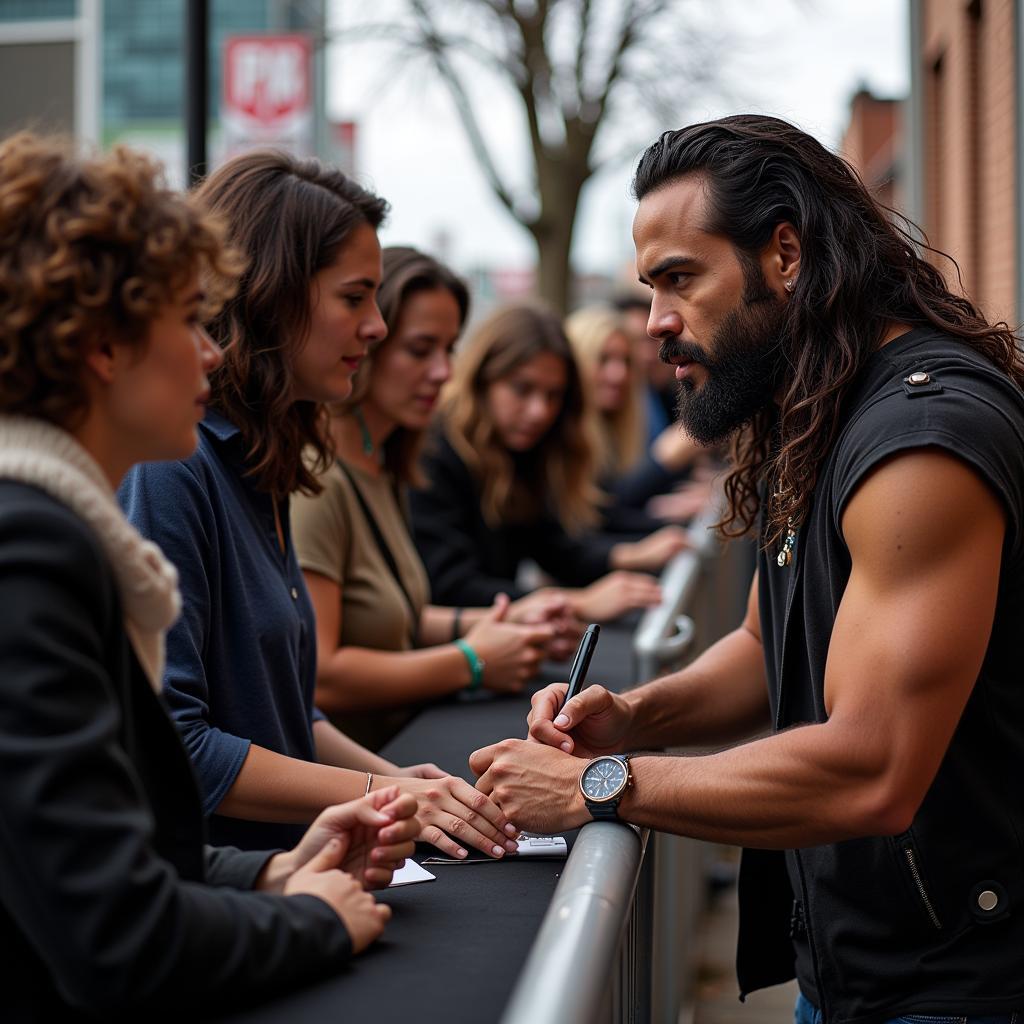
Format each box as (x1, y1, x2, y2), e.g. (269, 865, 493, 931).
(840, 87, 903, 213)
(0, 1, 325, 184)
(908, 0, 1020, 326)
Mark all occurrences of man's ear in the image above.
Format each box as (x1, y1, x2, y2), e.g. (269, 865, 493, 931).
(761, 222, 801, 297)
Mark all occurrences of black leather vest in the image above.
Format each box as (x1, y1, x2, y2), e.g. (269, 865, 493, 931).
(737, 331, 1024, 1023)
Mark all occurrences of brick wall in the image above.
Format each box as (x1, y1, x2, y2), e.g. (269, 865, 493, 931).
(920, 0, 1017, 325)
(840, 89, 901, 210)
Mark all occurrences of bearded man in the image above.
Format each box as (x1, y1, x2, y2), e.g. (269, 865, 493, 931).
(471, 115, 1024, 1024)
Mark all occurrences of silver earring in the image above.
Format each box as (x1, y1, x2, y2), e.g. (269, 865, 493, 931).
(784, 279, 796, 293)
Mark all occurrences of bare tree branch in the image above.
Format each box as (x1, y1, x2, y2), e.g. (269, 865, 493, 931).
(404, 0, 530, 223)
(338, 0, 744, 310)
(573, 0, 594, 105)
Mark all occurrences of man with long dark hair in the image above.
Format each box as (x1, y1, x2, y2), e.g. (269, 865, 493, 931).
(472, 115, 1024, 1022)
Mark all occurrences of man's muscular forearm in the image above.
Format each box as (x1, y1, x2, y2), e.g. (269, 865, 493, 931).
(619, 713, 903, 849)
(624, 623, 772, 751)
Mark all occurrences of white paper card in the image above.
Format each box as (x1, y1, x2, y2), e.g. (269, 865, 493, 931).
(515, 835, 568, 857)
(388, 859, 436, 887)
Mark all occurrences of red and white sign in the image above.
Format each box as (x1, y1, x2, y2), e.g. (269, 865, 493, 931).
(222, 34, 312, 153)
(330, 120, 357, 175)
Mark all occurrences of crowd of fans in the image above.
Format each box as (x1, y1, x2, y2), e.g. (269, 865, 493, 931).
(0, 134, 715, 1017)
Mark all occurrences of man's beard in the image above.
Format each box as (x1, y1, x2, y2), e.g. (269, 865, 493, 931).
(659, 265, 787, 446)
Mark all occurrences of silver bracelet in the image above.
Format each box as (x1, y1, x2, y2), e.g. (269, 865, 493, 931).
(364, 772, 373, 796)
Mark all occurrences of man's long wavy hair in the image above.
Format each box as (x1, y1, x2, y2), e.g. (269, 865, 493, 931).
(193, 150, 387, 497)
(340, 246, 469, 487)
(633, 114, 1024, 547)
(0, 132, 238, 427)
(441, 303, 601, 531)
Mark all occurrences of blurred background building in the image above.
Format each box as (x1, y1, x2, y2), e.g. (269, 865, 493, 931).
(9, 1, 1024, 329)
(838, 0, 1020, 328)
(911, 0, 1018, 326)
(0, 0, 331, 186)
(840, 86, 903, 212)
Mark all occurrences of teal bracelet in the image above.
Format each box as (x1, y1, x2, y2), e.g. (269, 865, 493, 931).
(454, 638, 485, 691)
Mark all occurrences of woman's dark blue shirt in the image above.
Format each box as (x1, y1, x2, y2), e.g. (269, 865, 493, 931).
(120, 409, 322, 851)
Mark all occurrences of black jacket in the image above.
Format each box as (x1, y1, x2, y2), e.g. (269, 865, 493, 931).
(741, 331, 1024, 1023)
(0, 482, 352, 1022)
(410, 431, 616, 606)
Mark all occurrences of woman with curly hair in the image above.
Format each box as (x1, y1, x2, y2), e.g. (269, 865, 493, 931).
(121, 151, 519, 863)
(410, 302, 690, 622)
(0, 133, 419, 1020)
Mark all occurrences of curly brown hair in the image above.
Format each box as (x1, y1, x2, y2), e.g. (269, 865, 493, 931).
(633, 115, 1024, 547)
(0, 132, 239, 428)
(194, 150, 388, 498)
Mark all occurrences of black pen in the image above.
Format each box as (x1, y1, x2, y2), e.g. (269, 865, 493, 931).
(559, 623, 600, 710)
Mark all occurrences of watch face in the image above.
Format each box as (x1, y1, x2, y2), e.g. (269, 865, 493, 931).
(581, 757, 627, 802)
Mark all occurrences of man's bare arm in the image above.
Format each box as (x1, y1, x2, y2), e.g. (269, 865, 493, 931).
(618, 450, 1005, 846)
(627, 574, 771, 749)
(527, 574, 771, 756)
(481, 450, 1005, 846)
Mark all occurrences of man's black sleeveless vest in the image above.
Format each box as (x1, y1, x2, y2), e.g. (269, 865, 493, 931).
(737, 329, 1024, 1024)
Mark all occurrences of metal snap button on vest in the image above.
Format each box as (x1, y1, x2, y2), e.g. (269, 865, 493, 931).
(906, 371, 931, 386)
(978, 889, 999, 912)
(290, 587, 298, 600)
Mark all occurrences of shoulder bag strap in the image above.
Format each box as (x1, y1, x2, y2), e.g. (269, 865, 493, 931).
(336, 459, 419, 645)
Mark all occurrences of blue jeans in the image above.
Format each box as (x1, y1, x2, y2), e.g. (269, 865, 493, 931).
(795, 992, 1021, 1024)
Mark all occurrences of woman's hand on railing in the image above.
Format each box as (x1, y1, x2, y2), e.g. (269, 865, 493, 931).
(570, 571, 662, 622)
(646, 479, 714, 523)
(610, 525, 691, 573)
(526, 682, 635, 758)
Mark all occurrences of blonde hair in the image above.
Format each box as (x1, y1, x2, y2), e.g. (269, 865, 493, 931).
(565, 305, 644, 476)
(441, 303, 600, 531)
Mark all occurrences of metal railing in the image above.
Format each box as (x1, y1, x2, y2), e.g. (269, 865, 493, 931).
(500, 823, 648, 1024)
(502, 496, 752, 1024)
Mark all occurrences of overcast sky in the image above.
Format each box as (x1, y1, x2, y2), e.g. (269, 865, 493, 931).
(326, 0, 909, 278)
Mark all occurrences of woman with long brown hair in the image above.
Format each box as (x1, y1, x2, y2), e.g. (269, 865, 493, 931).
(0, 134, 419, 1019)
(292, 247, 577, 750)
(121, 152, 519, 863)
(411, 302, 690, 620)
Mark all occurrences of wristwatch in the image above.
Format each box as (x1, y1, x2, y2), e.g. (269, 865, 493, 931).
(579, 753, 633, 821)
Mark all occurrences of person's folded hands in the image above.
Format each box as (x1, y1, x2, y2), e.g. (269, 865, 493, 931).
(259, 786, 419, 892)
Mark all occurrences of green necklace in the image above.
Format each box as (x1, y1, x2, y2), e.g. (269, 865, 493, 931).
(354, 407, 374, 457)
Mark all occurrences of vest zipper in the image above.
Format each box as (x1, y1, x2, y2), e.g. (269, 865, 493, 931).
(903, 844, 943, 930)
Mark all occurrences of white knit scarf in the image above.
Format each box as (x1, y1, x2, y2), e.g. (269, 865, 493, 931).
(0, 415, 181, 692)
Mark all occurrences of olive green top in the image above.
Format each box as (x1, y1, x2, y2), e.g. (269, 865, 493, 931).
(291, 458, 431, 749)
